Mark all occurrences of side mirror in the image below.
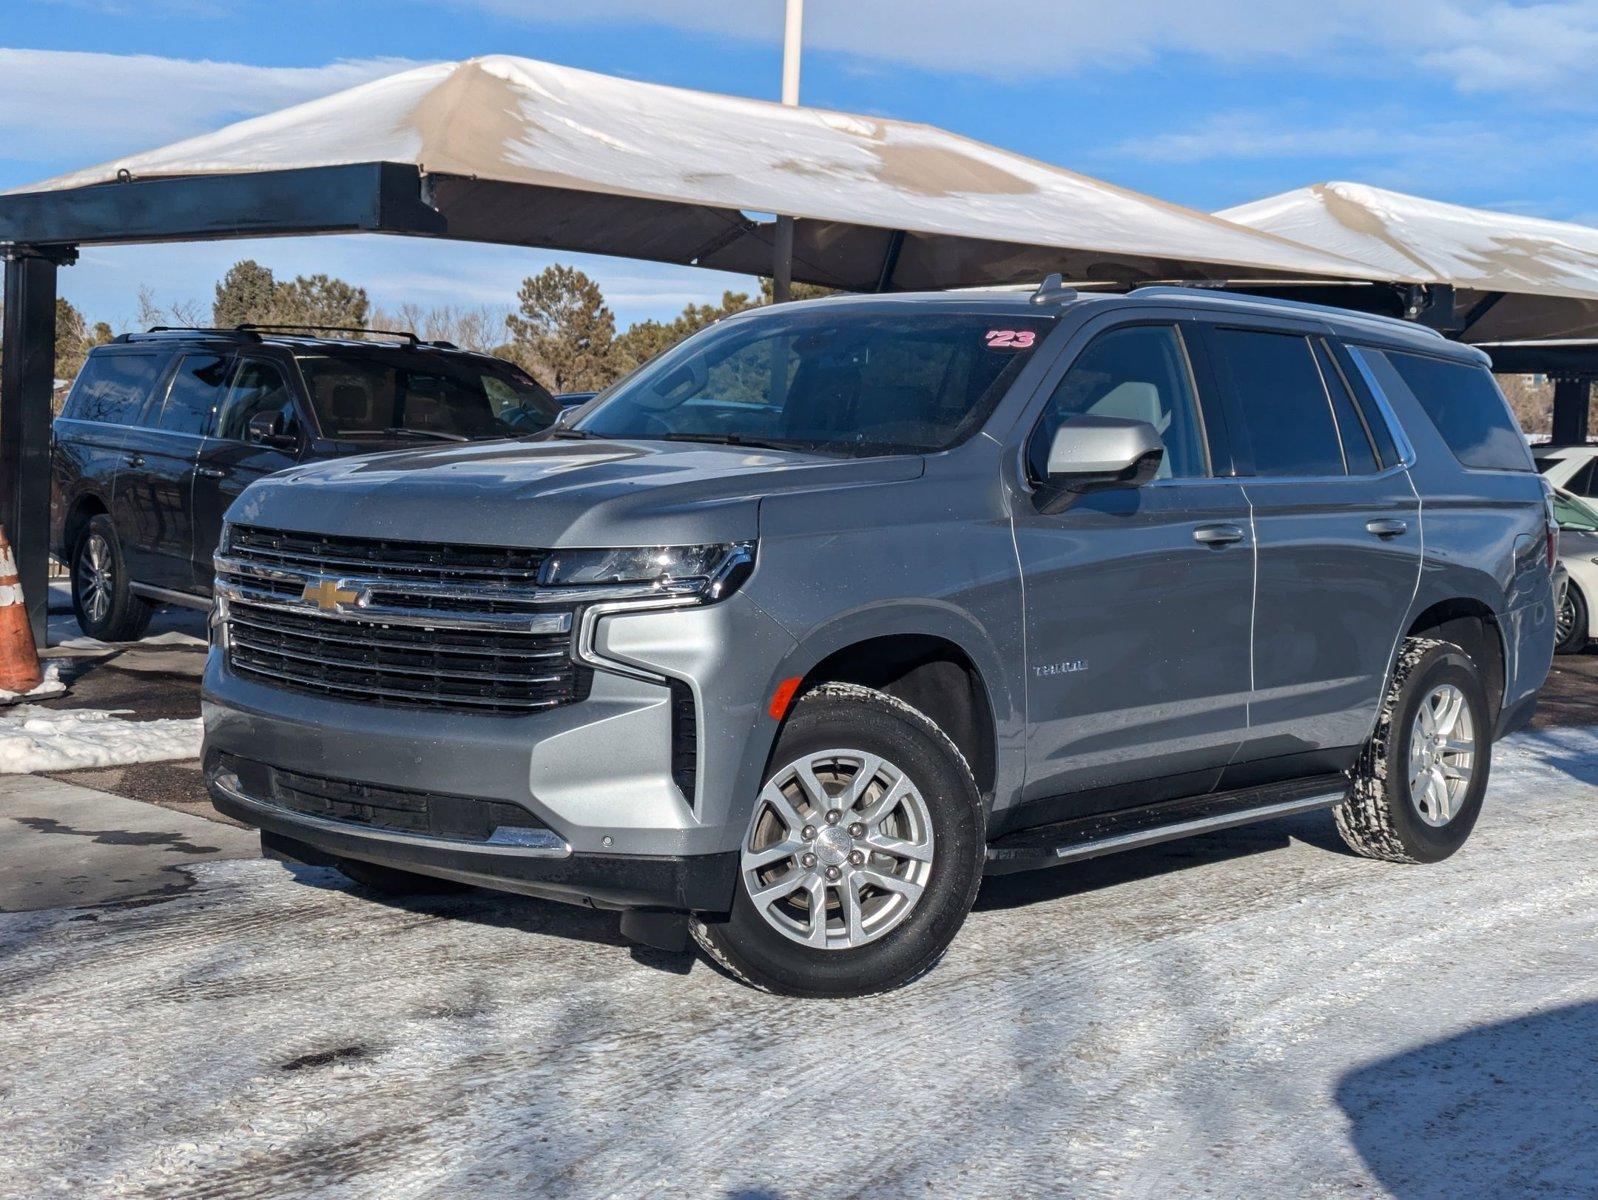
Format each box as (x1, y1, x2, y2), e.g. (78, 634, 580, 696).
(1036, 415, 1164, 514)
(246, 409, 296, 449)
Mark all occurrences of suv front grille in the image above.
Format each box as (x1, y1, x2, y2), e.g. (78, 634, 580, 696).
(218, 525, 588, 715)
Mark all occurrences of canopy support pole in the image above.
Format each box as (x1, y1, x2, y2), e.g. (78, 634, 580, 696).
(0, 244, 73, 646)
(1551, 377, 1593, 446)
(875, 230, 906, 293)
(772, 216, 794, 303)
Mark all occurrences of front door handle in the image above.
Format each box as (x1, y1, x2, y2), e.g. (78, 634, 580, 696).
(124, 453, 146, 468)
(1366, 518, 1409, 538)
(1193, 523, 1246, 546)
(194, 466, 227, 479)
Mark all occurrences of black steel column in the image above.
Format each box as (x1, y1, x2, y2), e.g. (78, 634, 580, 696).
(771, 216, 794, 303)
(1, 246, 69, 645)
(1551, 376, 1593, 446)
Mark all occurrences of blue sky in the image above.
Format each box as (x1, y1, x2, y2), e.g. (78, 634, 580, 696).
(5, 0, 1598, 331)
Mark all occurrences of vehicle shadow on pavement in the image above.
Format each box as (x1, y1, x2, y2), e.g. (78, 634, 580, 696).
(974, 809, 1346, 911)
(1335, 1000, 1598, 1197)
(274, 861, 699, 975)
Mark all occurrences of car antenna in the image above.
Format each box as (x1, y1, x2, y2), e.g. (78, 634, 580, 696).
(1030, 273, 1078, 306)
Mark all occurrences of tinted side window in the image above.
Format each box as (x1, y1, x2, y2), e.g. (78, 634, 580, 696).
(1572, 460, 1598, 498)
(63, 352, 166, 426)
(216, 360, 293, 441)
(1209, 329, 1344, 477)
(1328, 340, 1400, 467)
(1313, 340, 1379, 474)
(1030, 325, 1208, 480)
(156, 354, 231, 435)
(1382, 350, 1533, 472)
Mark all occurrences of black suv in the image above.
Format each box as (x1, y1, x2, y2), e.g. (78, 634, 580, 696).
(51, 326, 560, 640)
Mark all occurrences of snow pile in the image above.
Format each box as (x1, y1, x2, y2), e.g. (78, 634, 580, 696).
(0, 661, 66, 706)
(0, 705, 201, 773)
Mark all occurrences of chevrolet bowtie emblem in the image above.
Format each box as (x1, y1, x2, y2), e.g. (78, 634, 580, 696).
(302, 578, 358, 612)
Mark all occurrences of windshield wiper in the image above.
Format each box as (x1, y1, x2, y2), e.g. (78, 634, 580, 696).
(545, 427, 602, 440)
(338, 427, 470, 442)
(657, 432, 829, 454)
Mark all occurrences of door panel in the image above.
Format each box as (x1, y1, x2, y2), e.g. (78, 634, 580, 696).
(190, 358, 302, 592)
(1015, 480, 1255, 807)
(1195, 323, 1423, 760)
(111, 352, 234, 594)
(1013, 320, 1253, 818)
(1241, 476, 1420, 755)
(111, 426, 202, 591)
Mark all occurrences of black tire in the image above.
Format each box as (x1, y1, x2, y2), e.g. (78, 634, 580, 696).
(1555, 580, 1589, 655)
(337, 858, 469, 895)
(1335, 637, 1491, 864)
(691, 683, 985, 997)
(70, 514, 154, 642)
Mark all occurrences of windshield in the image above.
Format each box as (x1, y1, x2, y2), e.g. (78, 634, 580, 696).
(1554, 489, 1598, 531)
(296, 348, 560, 440)
(573, 309, 1054, 455)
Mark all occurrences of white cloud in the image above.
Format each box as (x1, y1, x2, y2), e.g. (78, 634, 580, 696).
(0, 48, 419, 165)
(1102, 107, 1598, 204)
(445, 0, 1598, 103)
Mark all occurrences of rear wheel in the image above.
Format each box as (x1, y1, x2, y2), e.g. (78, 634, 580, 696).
(1555, 580, 1588, 654)
(1336, 637, 1491, 864)
(692, 683, 985, 997)
(70, 515, 154, 643)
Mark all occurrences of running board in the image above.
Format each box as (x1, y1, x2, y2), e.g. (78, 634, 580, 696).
(131, 582, 212, 610)
(984, 775, 1347, 875)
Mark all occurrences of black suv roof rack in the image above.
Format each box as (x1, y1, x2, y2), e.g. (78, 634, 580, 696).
(115, 324, 460, 349)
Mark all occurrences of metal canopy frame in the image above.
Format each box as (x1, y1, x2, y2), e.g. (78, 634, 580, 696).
(2, 160, 1594, 645)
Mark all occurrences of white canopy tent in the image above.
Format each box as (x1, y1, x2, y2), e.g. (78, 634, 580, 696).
(1220, 182, 1598, 343)
(10, 55, 1391, 292)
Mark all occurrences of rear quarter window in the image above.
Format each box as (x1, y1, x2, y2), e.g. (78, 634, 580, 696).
(61, 351, 168, 426)
(1380, 349, 1533, 472)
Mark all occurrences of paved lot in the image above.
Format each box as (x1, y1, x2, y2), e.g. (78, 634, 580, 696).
(0, 776, 257, 911)
(1, 726, 1593, 1198)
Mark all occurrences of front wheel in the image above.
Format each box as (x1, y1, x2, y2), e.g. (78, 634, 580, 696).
(1555, 580, 1589, 654)
(692, 683, 985, 997)
(1336, 637, 1491, 864)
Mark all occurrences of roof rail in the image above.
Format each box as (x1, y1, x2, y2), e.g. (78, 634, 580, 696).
(115, 325, 262, 343)
(1126, 284, 1449, 339)
(235, 323, 422, 345)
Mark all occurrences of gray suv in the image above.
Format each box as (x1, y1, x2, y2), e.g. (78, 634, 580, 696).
(201, 285, 1557, 997)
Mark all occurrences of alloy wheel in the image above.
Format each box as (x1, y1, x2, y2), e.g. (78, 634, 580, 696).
(740, 749, 935, 950)
(77, 532, 114, 625)
(1556, 589, 1577, 645)
(1407, 683, 1476, 827)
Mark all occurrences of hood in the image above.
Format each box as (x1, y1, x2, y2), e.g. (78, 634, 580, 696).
(229, 437, 925, 548)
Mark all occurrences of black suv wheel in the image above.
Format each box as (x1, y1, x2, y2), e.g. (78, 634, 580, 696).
(692, 683, 985, 997)
(70, 514, 154, 643)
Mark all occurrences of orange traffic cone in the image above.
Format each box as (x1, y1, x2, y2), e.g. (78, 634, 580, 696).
(0, 525, 42, 694)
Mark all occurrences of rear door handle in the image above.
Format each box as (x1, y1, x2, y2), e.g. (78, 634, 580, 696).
(1366, 518, 1409, 538)
(194, 466, 227, 478)
(124, 453, 145, 468)
(1193, 523, 1246, 546)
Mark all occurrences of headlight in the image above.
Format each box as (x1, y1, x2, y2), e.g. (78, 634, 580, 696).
(539, 542, 754, 600)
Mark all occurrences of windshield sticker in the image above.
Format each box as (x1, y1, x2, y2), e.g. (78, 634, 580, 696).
(985, 329, 1037, 349)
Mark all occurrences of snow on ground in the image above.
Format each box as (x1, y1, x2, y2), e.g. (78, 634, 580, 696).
(0, 705, 202, 773)
(1, 727, 1594, 1199)
(0, 660, 67, 706)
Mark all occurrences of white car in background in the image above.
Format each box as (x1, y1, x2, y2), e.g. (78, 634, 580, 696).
(1538, 446, 1598, 653)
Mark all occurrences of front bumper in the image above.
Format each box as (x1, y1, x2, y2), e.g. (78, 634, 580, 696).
(208, 754, 737, 911)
